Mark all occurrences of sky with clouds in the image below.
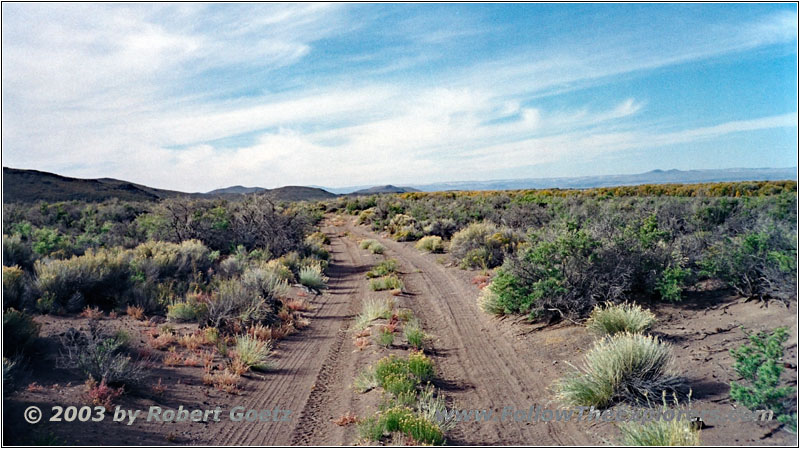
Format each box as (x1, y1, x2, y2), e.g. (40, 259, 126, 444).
(2, 3, 797, 192)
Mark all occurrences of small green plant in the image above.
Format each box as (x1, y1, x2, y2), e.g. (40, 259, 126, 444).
(360, 239, 385, 254)
(377, 326, 395, 348)
(730, 327, 796, 431)
(407, 350, 435, 382)
(403, 319, 427, 350)
(369, 275, 403, 292)
(366, 259, 398, 278)
(359, 406, 445, 445)
(382, 372, 417, 397)
(555, 333, 683, 408)
(166, 300, 206, 322)
(656, 266, 690, 302)
(585, 302, 656, 336)
(234, 335, 273, 371)
(619, 403, 700, 445)
(299, 263, 328, 291)
(415, 236, 444, 253)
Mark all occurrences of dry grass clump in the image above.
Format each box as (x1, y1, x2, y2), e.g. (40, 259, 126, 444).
(369, 275, 404, 292)
(360, 239, 385, 254)
(585, 302, 657, 336)
(555, 333, 683, 408)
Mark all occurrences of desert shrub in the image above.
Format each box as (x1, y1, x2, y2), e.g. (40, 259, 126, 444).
(305, 231, 330, 247)
(422, 218, 458, 239)
(618, 404, 701, 446)
(131, 239, 212, 281)
(242, 261, 292, 299)
(585, 302, 656, 336)
(299, 263, 328, 291)
(360, 239, 385, 254)
(217, 256, 244, 279)
(166, 296, 207, 322)
(3, 357, 19, 392)
(415, 236, 444, 253)
(3, 234, 34, 270)
(370, 275, 403, 292)
(354, 298, 394, 330)
(477, 282, 504, 315)
(234, 335, 273, 371)
(387, 214, 422, 241)
(360, 406, 445, 445)
(449, 222, 521, 268)
(205, 279, 276, 329)
(404, 319, 427, 350)
(407, 351, 435, 382)
(376, 326, 395, 347)
(3, 308, 40, 357)
(555, 333, 683, 408)
(367, 259, 398, 278)
(35, 248, 131, 311)
(59, 325, 145, 386)
(701, 228, 797, 302)
(357, 208, 376, 224)
(489, 227, 633, 321)
(3, 265, 31, 310)
(655, 266, 691, 302)
(32, 227, 70, 257)
(354, 366, 379, 393)
(729, 327, 796, 430)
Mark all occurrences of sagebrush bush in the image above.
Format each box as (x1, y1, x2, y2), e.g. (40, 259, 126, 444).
(585, 302, 656, 336)
(299, 263, 328, 291)
(3, 234, 34, 270)
(387, 214, 423, 241)
(35, 247, 131, 311)
(477, 282, 504, 315)
(415, 236, 444, 253)
(3, 265, 31, 310)
(234, 335, 273, 371)
(3, 308, 40, 357)
(59, 324, 145, 386)
(449, 222, 521, 268)
(131, 239, 212, 281)
(555, 333, 683, 407)
(205, 279, 275, 329)
(369, 275, 403, 292)
(166, 296, 207, 322)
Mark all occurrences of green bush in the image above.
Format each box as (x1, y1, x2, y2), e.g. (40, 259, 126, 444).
(359, 407, 444, 445)
(205, 279, 276, 329)
(655, 266, 690, 302)
(387, 214, 423, 241)
(3, 234, 34, 270)
(585, 302, 656, 336)
(730, 327, 796, 431)
(701, 229, 796, 302)
(619, 410, 700, 445)
(415, 236, 444, 253)
(555, 333, 683, 407)
(449, 222, 521, 268)
(3, 308, 40, 357)
(407, 351, 435, 382)
(354, 298, 394, 330)
(366, 259, 398, 278)
(369, 275, 403, 292)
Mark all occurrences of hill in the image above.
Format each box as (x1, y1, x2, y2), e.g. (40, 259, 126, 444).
(2, 167, 190, 203)
(2, 168, 337, 203)
(351, 185, 421, 195)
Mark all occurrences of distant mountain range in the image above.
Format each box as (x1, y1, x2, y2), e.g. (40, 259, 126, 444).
(2, 166, 795, 203)
(399, 167, 798, 192)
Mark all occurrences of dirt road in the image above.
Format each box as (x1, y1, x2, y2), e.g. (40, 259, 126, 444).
(206, 216, 598, 445)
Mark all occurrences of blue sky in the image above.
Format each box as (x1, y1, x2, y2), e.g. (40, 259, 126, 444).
(2, 3, 797, 191)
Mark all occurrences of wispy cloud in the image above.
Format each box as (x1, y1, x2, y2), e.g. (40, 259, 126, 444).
(1, 4, 796, 191)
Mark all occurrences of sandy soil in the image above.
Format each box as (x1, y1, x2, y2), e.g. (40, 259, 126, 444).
(3, 215, 797, 446)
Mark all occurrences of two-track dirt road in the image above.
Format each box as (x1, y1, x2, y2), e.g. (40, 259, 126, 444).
(203, 216, 597, 445)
